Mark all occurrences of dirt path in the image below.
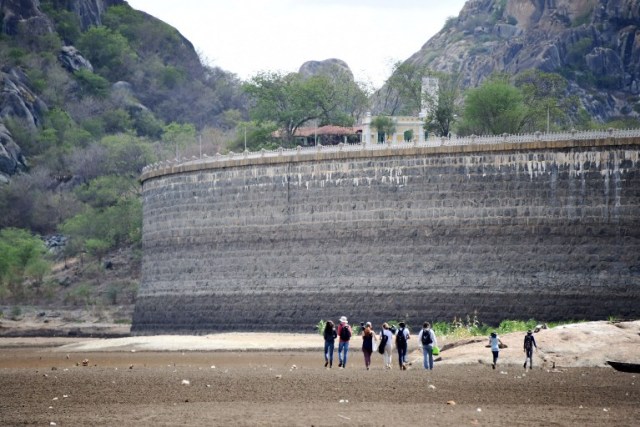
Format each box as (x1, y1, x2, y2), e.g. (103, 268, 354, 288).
(1, 320, 638, 425)
(0, 349, 638, 426)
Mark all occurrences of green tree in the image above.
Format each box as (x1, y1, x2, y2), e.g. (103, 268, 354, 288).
(424, 72, 461, 137)
(243, 72, 324, 145)
(231, 120, 279, 152)
(60, 197, 142, 258)
(381, 61, 428, 115)
(459, 76, 527, 135)
(243, 70, 367, 146)
(102, 109, 133, 133)
(162, 122, 196, 159)
(0, 228, 50, 300)
(514, 70, 576, 132)
(77, 26, 136, 81)
(97, 134, 156, 176)
(74, 175, 138, 209)
(371, 116, 396, 142)
(74, 69, 109, 98)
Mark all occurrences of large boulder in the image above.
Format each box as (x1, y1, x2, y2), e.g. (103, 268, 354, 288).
(298, 58, 354, 80)
(0, 67, 47, 130)
(0, 0, 53, 36)
(0, 123, 27, 181)
(58, 45, 94, 73)
(0, 67, 46, 179)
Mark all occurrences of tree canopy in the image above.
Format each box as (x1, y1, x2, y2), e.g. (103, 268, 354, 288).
(458, 75, 527, 135)
(242, 69, 368, 146)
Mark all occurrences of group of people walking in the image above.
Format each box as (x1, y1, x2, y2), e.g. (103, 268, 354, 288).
(324, 316, 538, 370)
(323, 317, 438, 370)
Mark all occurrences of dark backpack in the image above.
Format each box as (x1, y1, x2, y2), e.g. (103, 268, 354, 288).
(396, 328, 407, 346)
(378, 332, 388, 354)
(421, 329, 433, 346)
(339, 325, 351, 341)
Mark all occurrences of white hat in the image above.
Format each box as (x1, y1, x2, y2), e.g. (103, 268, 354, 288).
(339, 316, 348, 323)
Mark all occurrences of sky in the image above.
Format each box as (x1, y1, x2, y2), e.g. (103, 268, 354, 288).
(125, 0, 469, 89)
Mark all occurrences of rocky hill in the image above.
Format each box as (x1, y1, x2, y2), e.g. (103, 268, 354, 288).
(377, 0, 640, 122)
(0, 0, 244, 181)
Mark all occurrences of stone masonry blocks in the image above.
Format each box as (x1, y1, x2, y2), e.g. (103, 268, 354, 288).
(133, 142, 640, 333)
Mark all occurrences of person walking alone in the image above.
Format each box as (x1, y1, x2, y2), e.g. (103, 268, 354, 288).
(323, 320, 337, 368)
(418, 322, 437, 370)
(523, 330, 537, 369)
(361, 322, 376, 370)
(489, 331, 504, 369)
(337, 316, 352, 368)
(395, 321, 410, 370)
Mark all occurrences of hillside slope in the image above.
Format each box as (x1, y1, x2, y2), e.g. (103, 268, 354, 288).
(377, 0, 640, 122)
(0, 0, 244, 181)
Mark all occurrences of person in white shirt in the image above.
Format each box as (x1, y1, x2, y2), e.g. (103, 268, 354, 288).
(379, 323, 394, 369)
(489, 331, 504, 369)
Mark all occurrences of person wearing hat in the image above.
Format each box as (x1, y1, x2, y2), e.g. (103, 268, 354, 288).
(489, 331, 504, 369)
(337, 316, 352, 368)
(523, 330, 537, 369)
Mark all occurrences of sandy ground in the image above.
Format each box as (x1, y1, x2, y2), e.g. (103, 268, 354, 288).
(1, 321, 638, 426)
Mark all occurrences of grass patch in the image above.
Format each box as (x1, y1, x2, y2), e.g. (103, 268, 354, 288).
(432, 313, 587, 340)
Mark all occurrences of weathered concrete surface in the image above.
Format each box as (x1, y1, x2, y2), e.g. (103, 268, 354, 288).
(133, 139, 640, 333)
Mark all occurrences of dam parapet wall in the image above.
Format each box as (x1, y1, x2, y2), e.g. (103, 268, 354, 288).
(133, 131, 640, 333)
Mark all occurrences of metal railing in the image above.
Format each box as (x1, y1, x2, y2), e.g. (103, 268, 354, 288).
(141, 128, 640, 174)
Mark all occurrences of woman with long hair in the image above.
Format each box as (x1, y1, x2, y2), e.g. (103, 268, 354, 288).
(361, 322, 376, 370)
(323, 320, 337, 368)
(379, 322, 394, 369)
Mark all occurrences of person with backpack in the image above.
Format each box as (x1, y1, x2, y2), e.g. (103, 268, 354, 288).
(336, 316, 352, 368)
(418, 322, 438, 370)
(523, 330, 537, 369)
(323, 320, 337, 368)
(361, 321, 376, 370)
(395, 321, 410, 370)
(378, 322, 393, 369)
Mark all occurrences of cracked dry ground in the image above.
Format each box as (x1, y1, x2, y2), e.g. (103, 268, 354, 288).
(0, 350, 638, 426)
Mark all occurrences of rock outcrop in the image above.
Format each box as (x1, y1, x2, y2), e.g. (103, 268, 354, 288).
(0, 0, 53, 36)
(0, 67, 47, 180)
(298, 58, 354, 80)
(379, 0, 640, 121)
(58, 45, 93, 73)
(0, 0, 127, 180)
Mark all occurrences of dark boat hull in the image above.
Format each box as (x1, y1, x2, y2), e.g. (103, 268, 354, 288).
(607, 361, 640, 373)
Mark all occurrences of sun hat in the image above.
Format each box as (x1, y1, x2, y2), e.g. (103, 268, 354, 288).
(339, 316, 348, 323)
(365, 321, 372, 327)
(527, 330, 533, 334)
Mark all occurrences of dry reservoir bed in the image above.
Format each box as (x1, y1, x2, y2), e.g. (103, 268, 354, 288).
(0, 349, 638, 426)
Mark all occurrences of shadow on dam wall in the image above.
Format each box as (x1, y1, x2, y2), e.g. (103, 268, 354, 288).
(132, 136, 640, 333)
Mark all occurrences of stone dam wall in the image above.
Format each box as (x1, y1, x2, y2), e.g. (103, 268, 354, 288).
(132, 137, 640, 333)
